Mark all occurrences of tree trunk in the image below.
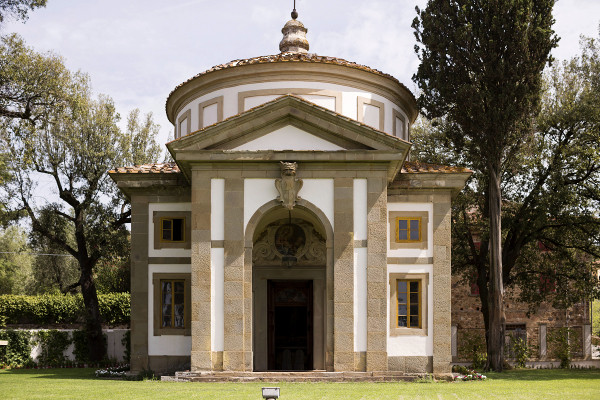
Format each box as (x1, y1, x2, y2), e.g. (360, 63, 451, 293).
(80, 260, 106, 362)
(486, 166, 505, 371)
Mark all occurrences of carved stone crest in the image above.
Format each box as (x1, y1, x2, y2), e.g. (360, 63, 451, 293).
(252, 219, 326, 266)
(275, 162, 303, 210)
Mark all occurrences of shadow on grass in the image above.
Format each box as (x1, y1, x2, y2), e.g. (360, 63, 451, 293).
(485, 368, 600, 381)
(0, 368, 98, 380)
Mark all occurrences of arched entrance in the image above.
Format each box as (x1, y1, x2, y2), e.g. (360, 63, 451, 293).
(248, 203, 331, 371)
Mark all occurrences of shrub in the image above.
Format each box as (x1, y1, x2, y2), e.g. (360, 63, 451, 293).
(0, 293, 130, 325)
(547, 327, 573, 368)
(509, 334, 532, 368)
(97, 293, 130, 325)
(121, 329, 131, 364)
(0, 329, 33, 367)
(72, 329, 107, 364)
(459, 330, 487, 370)
(35, 330, 72, 367)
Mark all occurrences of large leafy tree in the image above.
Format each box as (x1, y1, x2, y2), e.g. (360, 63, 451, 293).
(0, 225, 33, 294)
(412, 0, 558, 370)
(0, 34, 69, 123)
(0, 0, 46, 25)
(412, 32, 600, 370)
(0, 36, 162, 361)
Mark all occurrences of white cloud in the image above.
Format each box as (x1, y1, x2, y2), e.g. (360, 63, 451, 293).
(2, 0, 597, 147)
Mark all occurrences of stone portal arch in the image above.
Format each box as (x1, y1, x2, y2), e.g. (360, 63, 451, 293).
(244, 199, 333, 371)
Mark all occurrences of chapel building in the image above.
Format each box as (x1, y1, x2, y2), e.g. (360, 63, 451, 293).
(110, 11, 471, 375)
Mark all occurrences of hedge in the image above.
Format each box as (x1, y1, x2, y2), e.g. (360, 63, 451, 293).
(0, 293, 130, 325)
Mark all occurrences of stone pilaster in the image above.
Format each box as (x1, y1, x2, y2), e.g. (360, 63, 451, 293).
(333, 178, 354, 371)
(366, 176, 388, 371)
(432, 194, 452, 374)
(130, 196, 149, 373)
(190, 171, 212, 370)
(223, 177, 246, 370)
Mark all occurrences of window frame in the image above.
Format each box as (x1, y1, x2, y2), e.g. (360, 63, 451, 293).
(153, 211, 191, 250)
(389, 272, 429, 336)
(152, 273, 191, 336)
(388, 211, 429, 250)
(396, 279, 422, 328)
(395, 217, 422, 243)
(160, 217, 186, 243)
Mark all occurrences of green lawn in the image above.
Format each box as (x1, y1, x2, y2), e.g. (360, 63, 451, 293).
(0, 368, 599, 399)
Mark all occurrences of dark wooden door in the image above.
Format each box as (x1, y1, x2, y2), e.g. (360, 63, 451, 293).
(267, 280, 313, 370)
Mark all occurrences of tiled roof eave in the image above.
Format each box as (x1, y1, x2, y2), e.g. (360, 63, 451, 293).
(165, 52, 417, 119)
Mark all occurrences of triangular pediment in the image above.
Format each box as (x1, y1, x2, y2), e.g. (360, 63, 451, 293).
(228, 125, 345, 151)
(167, 95, 411, 182)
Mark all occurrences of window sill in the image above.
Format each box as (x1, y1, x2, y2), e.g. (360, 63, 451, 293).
(390, 327, 428, 337)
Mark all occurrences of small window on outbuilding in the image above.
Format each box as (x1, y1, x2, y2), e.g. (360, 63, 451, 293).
(470, 271, 480, 296)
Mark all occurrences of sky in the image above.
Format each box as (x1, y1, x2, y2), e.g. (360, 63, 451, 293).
(3, 0, 600, 146)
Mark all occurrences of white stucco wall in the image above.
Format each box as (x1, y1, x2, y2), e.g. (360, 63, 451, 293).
(211, 179, 225, 351)
(211, 248, 224, 352)
(174, 81, 409, 139)
(231, 125, 345, 151)
(148, 264, 192, 356)
(353, 179, 368, 241)
(27, 329, 128, 363)
(386, 202, 434, 259)
(387, 264, 434, 357)
(243, 178, 334, 233)
(148, 203, 192, 258)
(243, 179, 279, 230)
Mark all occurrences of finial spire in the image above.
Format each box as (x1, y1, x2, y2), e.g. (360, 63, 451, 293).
(279, 2, 309, 54)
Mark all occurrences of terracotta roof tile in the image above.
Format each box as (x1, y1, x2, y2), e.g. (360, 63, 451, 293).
(401, 161, 471, 174)
(110, 161, 470, 176)
(109, 162, 180, 174)
(166, 52, 416, 109)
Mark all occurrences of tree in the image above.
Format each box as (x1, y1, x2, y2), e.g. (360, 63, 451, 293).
(0, 36, 162, 361)
(0, 0, 46, 25)
(0, 34, 70, 123)
(412, 30, 600, 370)
(28, 208, 80, 294)
(412, 0, 558, 370)
(122, 108, 162, 167)
(0, 225, 33, 294)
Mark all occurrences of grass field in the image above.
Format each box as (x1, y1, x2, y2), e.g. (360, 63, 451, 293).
(0, 368, 599, 400)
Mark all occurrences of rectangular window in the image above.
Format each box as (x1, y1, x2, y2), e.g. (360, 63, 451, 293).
(395, 217, 421, 242)
(153, 211, 191, 250)
(161, 218, 185, 242)
(153, 273, 191, 336)
(161, 279, 186, 329)
(397, 279, 421, 328)
(470, 271, 480, 295)
(389, 273, 428, 336)
(539, 273, 556, 293)
(505, 324, 527, 359)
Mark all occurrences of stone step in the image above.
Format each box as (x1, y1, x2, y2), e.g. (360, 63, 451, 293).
(167, 371, 418, 383)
